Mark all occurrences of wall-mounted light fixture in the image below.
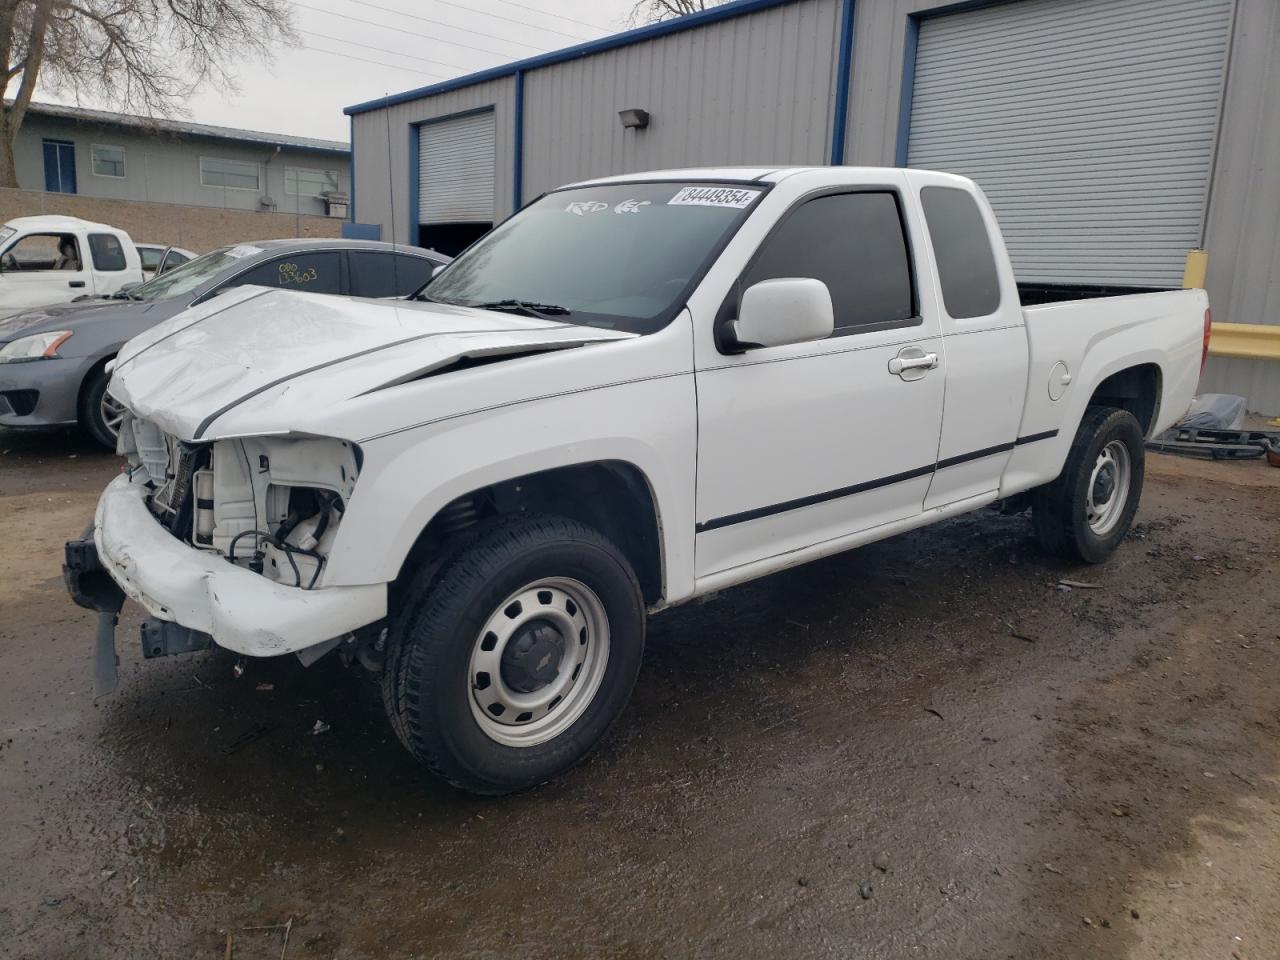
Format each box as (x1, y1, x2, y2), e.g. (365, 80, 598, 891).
(618, 108, 650, 130)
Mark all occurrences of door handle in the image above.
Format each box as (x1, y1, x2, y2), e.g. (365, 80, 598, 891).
(888, 346, 939, 381)
(68, 280, 85, 288)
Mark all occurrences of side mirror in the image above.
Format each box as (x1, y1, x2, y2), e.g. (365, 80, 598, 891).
(431, 262, 448, 278)
(730, 277, 834, 350)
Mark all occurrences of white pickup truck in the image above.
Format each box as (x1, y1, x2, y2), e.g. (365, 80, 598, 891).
(0, 215, 143, 318)
(65, 167, 1210, 794)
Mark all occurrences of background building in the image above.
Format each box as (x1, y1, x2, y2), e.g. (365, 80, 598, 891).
(345, 0, 1279, 413)
(3, 102, 351, 251)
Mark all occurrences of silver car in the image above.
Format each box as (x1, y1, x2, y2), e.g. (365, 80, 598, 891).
(0, 238, 448, 447)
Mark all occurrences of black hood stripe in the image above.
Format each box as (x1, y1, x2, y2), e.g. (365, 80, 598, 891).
(192, 331, 444, 439)
(190, 323, 596, 440)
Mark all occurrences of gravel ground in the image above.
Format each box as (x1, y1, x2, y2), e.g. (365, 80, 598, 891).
(1, 425, 1278, 960)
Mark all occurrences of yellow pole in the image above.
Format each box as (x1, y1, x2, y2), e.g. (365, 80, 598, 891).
(1183, 249, 1208, 289)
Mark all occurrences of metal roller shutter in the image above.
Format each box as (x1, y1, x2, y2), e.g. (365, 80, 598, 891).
(418, 111, 496, 224)
(907, 0, 1234, 288)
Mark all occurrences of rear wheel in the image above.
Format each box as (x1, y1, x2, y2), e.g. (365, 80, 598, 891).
(383, 514, 645, 795)
(79, 363, 125, 450)
(1032, 406, 1145, 564)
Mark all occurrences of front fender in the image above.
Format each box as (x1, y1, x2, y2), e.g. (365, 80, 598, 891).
(323, 373, 698, 602)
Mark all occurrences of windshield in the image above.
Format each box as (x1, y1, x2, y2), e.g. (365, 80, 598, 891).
(424, 181, 766, 333)
(130, 244, 263, 302)
(0, 226, 14, 248)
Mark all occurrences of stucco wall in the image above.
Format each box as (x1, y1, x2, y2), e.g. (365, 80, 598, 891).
(0, 187, 341, 253)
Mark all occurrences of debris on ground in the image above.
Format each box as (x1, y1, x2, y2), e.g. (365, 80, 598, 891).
(256, 683, 274, 692)
(858, 882, 874, 900)
(223, 723, 275, 755)
(309, 720, 331, 736)
(873, 853, 890, 873)
(1059, 579, 1103, 590)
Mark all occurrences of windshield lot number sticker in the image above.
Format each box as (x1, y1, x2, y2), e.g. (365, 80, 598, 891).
(668, 186, 760, 209)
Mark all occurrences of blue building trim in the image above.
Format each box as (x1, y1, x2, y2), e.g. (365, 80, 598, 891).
(344, 0, 802, 116)
(513, 70, 525, 211)
(407, 121, 420, 245)
(829, 0, 857, 165)
(894, 15, 919, 166)
(895, 0, 1020, 166)
(348, 115, 356, 222)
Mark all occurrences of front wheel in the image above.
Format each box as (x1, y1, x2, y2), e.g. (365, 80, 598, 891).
(1032, 406, 1145, 564)
(79, 363, 125, 450)
(383, 514, 645, 795)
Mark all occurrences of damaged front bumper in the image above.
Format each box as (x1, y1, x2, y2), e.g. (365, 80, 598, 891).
(83, 473, 387, 658)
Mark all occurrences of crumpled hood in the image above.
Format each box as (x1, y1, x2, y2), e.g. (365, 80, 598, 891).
(0, 297, 151, 340)
(109, 286, 633, 441)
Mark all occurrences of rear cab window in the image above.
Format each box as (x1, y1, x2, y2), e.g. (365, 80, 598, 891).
(920, 186, 1002, 319)
(88, 233, 127, 271)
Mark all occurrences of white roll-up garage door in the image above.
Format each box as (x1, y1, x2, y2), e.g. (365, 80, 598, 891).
(418, 111, 496, 224)
(907, 0, 1234, 288)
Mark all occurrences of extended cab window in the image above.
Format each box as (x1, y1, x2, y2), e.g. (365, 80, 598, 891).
(743, 191, 916, 335)
(88, 234, 127, 271)
(229, 252, 342, 295)
(920, 186, 1001, 319)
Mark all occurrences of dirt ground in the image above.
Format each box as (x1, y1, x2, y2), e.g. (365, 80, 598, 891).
(1, 426, 1278, 960)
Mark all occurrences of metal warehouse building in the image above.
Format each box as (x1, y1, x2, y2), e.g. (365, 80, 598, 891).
(345, 0, 1280, 412)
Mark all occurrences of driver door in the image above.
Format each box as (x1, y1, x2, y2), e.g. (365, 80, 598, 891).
(693, 185, 946, 578)
(0, 233, 91, 313)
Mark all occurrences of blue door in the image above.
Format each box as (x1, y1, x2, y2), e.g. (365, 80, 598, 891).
(42, 139, 76, 193)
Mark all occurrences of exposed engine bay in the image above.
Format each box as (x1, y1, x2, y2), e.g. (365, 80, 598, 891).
(118, 414, 358, 590)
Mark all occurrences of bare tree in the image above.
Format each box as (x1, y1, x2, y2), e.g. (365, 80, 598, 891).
(0, 0, 296, 188)
(628, 0, 725, 26)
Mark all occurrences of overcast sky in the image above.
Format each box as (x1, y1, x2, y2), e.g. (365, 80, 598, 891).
(38, 0, 641, 143)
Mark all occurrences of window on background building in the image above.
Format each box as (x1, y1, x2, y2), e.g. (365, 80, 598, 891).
(91, 144, 126, 178)
(200, 156, 260, 190)
(41, 139, 76, 194)
(285, 167, 340, 198)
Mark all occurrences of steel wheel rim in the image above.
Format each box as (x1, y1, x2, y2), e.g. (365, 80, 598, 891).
(1086, 440, 1131, 535)
(468, 577, 610, 747)
(100, 392, 127, 440)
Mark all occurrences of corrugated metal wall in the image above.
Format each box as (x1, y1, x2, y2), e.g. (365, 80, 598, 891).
(904, 0, 1234, 289)
(520, 0, 842, 198)
(1196, 0, 1280, 413)
(351, 76, 515, 245)
(845, 0, 1279, 414)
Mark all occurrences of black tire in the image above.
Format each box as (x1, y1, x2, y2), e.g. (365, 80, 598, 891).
(79, 363, 121, 450)
(1032, 406, 1145, 564)
(383, 514, 645, 795)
